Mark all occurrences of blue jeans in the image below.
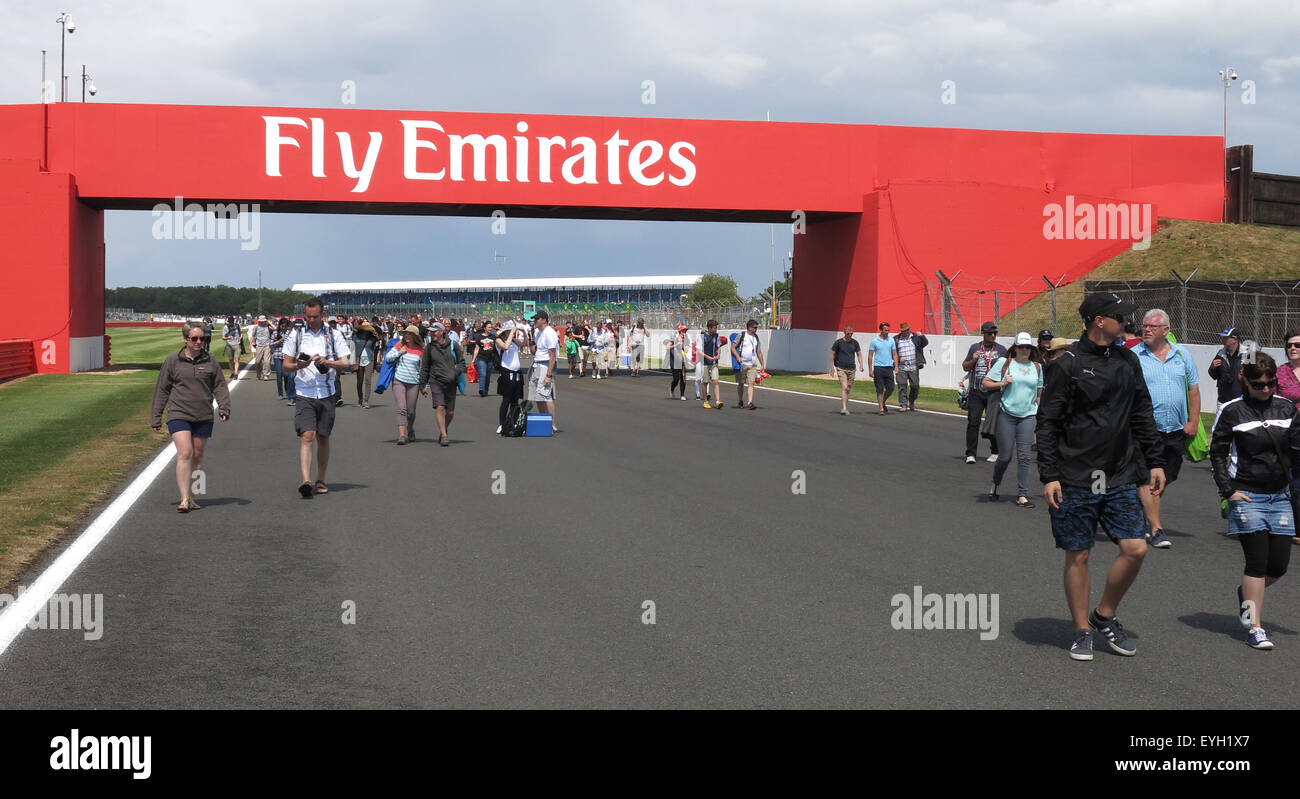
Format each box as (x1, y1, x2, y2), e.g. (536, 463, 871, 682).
(992, 410, 1036, 497)
(276, 358, 295, 398)
(476, 359, 493, 393)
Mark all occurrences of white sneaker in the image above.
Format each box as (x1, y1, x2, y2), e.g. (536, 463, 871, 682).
(495, 425, 502, 434)
(987, 454, 998, 462)
(965, 455, 977, 464)
(680, 396, 688, 401)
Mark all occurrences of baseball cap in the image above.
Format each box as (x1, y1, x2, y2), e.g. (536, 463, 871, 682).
(1219, 326, 1239, 339)
(677, 324, 688, 331)
(980, 321, 998, 333)
(1078, 292, 1137, 322)
(1014, 331, 1034, 347)
(430, 322, 446, 332)
(1038, 329, 1053, 339)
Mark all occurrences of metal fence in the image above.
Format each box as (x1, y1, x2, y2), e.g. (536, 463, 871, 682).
(923, 277, 1039, 335)
(1087, 280, 1300, 346)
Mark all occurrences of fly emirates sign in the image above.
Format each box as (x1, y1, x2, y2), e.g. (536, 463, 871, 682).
(262, 116, 698, 194)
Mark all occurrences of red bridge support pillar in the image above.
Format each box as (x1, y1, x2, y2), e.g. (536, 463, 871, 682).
(0, 158, 105, 373)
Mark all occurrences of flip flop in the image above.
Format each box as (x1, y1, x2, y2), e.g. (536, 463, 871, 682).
(186, 498, 201, 510)
(315, 481, 329, 494)
(177, 502, 190, 513)
(299, 482, 313, 499)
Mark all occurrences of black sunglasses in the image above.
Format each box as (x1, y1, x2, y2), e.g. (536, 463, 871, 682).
(1287, 341, 1300, 349)
(186, 336, 202, 341)
(1249, 379, 1278, 390)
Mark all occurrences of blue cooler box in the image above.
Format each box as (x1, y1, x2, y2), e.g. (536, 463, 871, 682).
(525, 413, 553, 437)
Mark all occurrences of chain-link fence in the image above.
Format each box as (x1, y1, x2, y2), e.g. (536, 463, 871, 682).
(923, 277, 1039, 335)
(1087, 280, 1300, 346)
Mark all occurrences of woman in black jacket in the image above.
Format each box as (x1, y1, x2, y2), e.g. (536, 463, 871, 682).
(1209, 353, 1300, 650)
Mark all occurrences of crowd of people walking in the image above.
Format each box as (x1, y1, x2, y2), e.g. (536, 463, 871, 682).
(150, 293, 1300, 657)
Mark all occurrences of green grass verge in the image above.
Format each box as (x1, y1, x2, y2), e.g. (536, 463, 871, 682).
(0, 324, 241, 586)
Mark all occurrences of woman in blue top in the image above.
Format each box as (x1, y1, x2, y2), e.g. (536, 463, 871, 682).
(982, 331, 1044, 507)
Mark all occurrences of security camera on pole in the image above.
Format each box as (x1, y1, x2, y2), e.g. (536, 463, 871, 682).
(55, 12, 74, 102)
(1219, 66, 1239, 222)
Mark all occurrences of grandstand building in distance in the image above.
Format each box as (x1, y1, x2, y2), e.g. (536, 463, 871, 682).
(292, 276, 702, 318)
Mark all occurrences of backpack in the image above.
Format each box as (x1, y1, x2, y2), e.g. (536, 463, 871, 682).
(503, 399, 533, 437)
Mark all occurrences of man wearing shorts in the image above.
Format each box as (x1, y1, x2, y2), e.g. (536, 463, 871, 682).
(830, 325, 863, 415)
(699, 320, 724, 409)
(730, 319, 765, 410)
(1038, 292, 1165, 661)
(867, 322, 898, 416)
(1133, 308, 1201, 549)
(418, 322, 465, 447)
(282, 296, 352, 498)
(529, 309, 559, 432)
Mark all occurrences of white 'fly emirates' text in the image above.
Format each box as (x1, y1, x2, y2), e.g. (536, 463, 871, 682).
(263, 116, 698, 193)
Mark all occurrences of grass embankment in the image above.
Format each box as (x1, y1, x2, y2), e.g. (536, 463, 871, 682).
(0, 326, 243, 588)
(1008, 219, 1300, 335)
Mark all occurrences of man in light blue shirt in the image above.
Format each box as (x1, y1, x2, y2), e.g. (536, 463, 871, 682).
(867, 322, 899, 415)
(1133, 308, 1201, 549)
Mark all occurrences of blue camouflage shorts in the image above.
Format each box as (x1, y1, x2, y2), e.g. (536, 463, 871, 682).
(1048, 483, 1145, 551)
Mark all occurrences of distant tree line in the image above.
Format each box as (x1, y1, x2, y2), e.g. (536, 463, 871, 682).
(106, 286, 312, 317)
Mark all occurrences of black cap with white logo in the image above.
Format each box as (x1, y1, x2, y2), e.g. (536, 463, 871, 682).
(1078, 292, 1138, 322)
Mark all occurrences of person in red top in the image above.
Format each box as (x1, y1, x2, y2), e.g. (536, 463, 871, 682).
(1273, 328, 1300, 546)
(1121, 322, 1142, 349)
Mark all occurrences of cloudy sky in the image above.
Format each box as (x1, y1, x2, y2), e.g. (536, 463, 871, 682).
(3, 0, 1297, 295)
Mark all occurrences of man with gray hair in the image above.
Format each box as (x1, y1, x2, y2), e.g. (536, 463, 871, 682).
(1133, 308, 1201, 549)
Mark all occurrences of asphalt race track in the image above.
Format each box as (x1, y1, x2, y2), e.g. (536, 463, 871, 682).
(1, 369, 1296, 709)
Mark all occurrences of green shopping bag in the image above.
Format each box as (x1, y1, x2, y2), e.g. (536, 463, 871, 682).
(1185, 418, 1208, 462)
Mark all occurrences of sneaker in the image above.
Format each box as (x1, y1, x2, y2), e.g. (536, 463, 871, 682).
(397, 435, 408, 445)
(703, 401, 713, 409)
(1237, 585, 1252, 629)
(439, 434, 449, 447)
(1246, 627, 1274, 650)
(986, 454, 998, 463)
(1148, 529, 1172, 549)
(495, 425, 502, 434)
(1068, 629, 1094, 661)
(840, 409, 848, 416)
(1088, 610, 1137, 656)
(715, 401, 724, 408)
(680, 396, 688, 401)
(965, 455, 977, 464)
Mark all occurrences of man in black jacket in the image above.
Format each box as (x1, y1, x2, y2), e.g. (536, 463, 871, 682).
(418, 322, 466, 446)
(1037, 292, 1166, 662)
(1208, 326, 1244, 413)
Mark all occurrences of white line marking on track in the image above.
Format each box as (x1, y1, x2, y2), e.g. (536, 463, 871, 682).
(0, 363, 252, 658)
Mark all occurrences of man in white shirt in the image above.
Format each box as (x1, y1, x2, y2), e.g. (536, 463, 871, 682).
(529, 310, 559, 432)
(729, 319, 766, 410)
(282, 297, 353, 498)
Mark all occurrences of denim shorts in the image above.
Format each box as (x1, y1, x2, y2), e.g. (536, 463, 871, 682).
(1227, 490, 1295, 536)
(1048, 483, 1145, 551)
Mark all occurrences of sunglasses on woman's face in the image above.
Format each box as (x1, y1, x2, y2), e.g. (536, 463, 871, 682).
(1249, 379, 1278, 390)
(1287, 341, 1300, 349)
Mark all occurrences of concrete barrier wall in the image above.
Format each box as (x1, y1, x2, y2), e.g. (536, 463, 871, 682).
(764, 329, 1283, 395)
